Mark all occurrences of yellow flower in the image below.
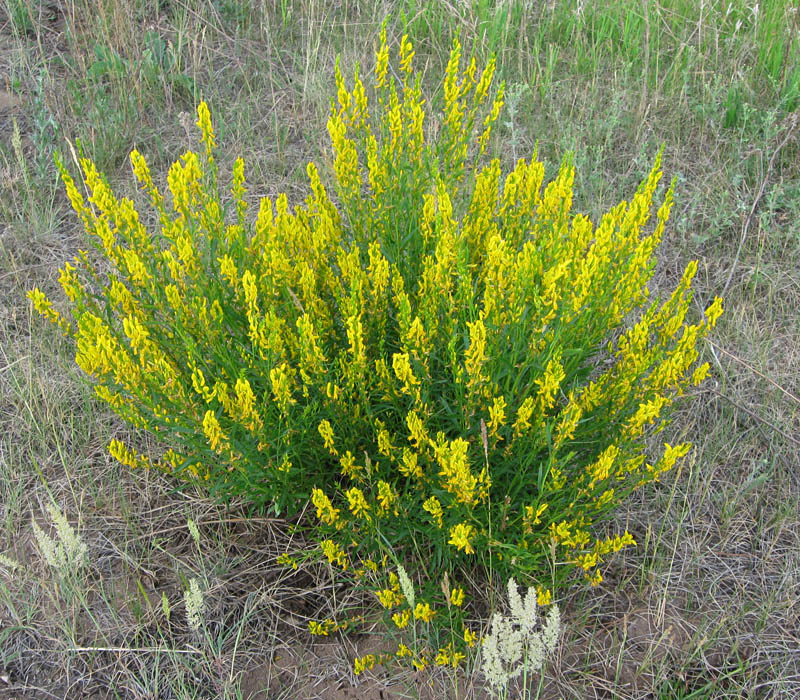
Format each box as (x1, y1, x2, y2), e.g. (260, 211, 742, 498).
(276, 553, 298, 570)
(450, 587, 465, 607)
(346, 487, 370, 520)
(704, 296, 723, 327)
(392, 351, 420, 394)
(339, 451, 360, 479)
(435, 647, 450, 666)
(448, 522, 476, 554)
(317, 419, 336, 452)
(218, 254, 239, 287)
(376, 587, 402, 609)
(434, 437, 477, 505)
(422, 496, 443, 528)
(535, 353, 565, 413)
(464, 319, 488, 388)
(320, 539, 347, 568)
(405, 411, 428, 449)
(487, 395, 507, 437)
(353, 654, 376, 675)
(308, 620, 331, 636)
(463, 626, 478, 647)
(413, 602, 435, 622)
(513, 397, 535, 437)
(202, 411, 227, 453)
(392, 609, 411, 629)
(400, 448, 423, 479)
(376, 480, 396, 513)
(692, 362, 710, 386)
(311, 488, 339, 526)
(269, 364, 294, 414)
(196, 101, 216, 155)
(374, 25, 389, 88)
(536, 587, 552, 606)
(377, 429, 395, 457)
(396, 642, 413, 658)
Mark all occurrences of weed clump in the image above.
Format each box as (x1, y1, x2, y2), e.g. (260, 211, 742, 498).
(29, 29, 721, 672)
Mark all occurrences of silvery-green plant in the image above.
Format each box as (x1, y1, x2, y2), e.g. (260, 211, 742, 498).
(0, 553, 21, 575)
(184, 577, 205, 631)
(31, 502, 87, 573)
(480, 578, 561, 698)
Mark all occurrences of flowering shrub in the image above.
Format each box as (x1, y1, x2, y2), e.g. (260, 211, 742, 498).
(30, 29, 722, 670)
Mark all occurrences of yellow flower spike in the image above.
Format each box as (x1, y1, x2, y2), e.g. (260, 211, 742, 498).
(443, 37, 462, 113)
(587, 444, 620, 490)
(398, 34, 415, 77)
(308, 620, 330, 636)
(27, 288, 71, 335)
(463, 626, 478, 648)
(487, 395, 507, 438)
(338, 451, 361, 479)
(346, 487, 370, 520)
(596, 488, 615, 508)
(405, 411, 428, 450)
(318, 419, 336, 454)
(269, 364, 295, 415)
(218, 255, 239, 288)
(473, 54, 497, 105)
(392, 352, 419, 394)
(374, 23, 389, 89)
(534, 351, 566, 415)
(536, 587, 552, 606)
(448, 522, 476, 555)
(704, 296, 724, 327)
(122, 314, 150, 361)
(692, 362, 710, 386)
(57, 157, 90, 225)
(202, 410, 228, 453)
(400, 448, 424, 479)
(376, 586, 402, 609)
(422, 496, 443, 528)
(413, 602, 435, 622)
(353, 654, 376, 675)
(334, 59, 351, 115)
(435, 647, 450, 667)
(376, 480, 396, 514)
(58, 262, 83, 303)
(464, 319, 488, 389)
(392, 609, 411, 629)
(320, 539, 347, 568)
(478, 82, 505, 155)
(231, 156, 247, 223)
(108, 438, 152, 470)
(512, 397, 535, 438)
(311, 489, 340, 526)
(396, 642, 413, 657)
(523, 503, 549, 534)
(450, 587, 465, 607)
(364, 558, 379, 572)
(376, 429, 395, 458)
(196, 101, 216, 157)
(345, 313, 367, 383)
(435, 437, 478, 505)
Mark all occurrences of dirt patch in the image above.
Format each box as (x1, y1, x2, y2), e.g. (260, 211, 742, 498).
(0, 88, 20, 112)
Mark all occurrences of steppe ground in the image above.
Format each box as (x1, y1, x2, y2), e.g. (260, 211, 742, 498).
(0, 1, 798, 698)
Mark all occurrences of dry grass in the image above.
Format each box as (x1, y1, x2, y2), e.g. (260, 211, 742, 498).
(1, 1, 798, 698)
